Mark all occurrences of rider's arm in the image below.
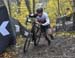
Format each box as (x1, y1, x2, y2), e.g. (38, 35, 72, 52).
(35, 18, 39, 24)
(42, 13, 50, 26)
(29, 13, 37, 18)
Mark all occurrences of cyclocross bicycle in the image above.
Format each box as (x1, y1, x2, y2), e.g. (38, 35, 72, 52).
(23, 16, 53, 53)
(23, 17, 41, 53)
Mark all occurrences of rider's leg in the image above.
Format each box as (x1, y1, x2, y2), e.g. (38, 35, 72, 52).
(43, 29, 51, 45)
(44, 32, 51, 45)
(47, 29, 54, 40)
(41, 25, 51, 45)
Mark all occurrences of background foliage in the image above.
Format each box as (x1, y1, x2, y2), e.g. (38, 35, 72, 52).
(10, 0, 72, 27)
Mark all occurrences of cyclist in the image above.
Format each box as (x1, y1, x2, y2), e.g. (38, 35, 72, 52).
(65, 8, 72, 21)
(35, 8, 54, 45)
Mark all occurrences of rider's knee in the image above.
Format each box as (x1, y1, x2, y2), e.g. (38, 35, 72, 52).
(47, 29, 53, 35)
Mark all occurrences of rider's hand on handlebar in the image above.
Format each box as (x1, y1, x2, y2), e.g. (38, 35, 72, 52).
(36, 21, 39, 24)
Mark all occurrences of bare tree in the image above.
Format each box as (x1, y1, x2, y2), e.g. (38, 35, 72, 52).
(57, 0, 61, 16)
(72, 0, 75, 30)
(33, 0, 35, 13)
(24, 0, 31, 14)
(16, 0, 20, 13)
(6, 0, 11, 16)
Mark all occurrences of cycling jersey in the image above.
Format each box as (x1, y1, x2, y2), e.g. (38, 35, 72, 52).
(36, 12, 50, 26)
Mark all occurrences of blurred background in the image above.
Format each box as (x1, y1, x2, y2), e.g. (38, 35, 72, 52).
(4, 0, 72, 29)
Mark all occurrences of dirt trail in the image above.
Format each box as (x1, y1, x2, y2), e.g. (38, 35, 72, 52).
(16, 36, 75, 58)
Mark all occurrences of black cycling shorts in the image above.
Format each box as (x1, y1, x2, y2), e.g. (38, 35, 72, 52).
(40, 24, 51, 32)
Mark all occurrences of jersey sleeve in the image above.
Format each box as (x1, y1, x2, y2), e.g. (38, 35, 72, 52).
(42, 13, 50, 26)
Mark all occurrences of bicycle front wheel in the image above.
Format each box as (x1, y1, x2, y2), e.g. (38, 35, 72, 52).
(23, 37, 32, 53)
(34, 26, 41, 46)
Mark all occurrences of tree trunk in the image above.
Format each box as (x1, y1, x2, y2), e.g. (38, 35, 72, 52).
(33, 0, 35, 14)
(72, 0, 75, 30)
(6, 0, 11, 16)
(25, 0, 31, 14)
(16, 0, 20, 13)
(58, 0, 61, 16)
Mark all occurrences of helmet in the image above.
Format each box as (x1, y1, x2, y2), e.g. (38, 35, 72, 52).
(36, 8, 43, 13)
